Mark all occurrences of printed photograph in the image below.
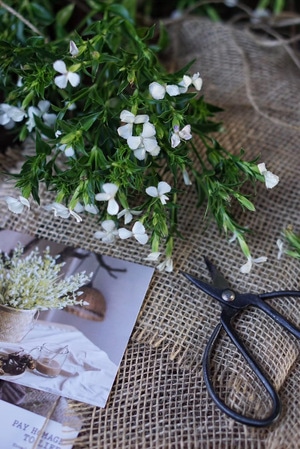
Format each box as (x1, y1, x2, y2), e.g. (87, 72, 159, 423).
(0, 229, 154, 407)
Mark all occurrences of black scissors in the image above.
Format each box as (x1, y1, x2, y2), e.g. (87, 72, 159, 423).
(182, 257, 300, 427)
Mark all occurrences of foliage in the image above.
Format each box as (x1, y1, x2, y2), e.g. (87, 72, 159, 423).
(0, 0, 279, 271)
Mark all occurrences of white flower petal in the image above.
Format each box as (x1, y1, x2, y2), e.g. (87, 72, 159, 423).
(67, 72, 80, 87)
(264, 171, 279, 189)
(143, 137, 159, 153)
(157, 181, 171, 196)
(53, 60, 67, 74)
(118, 228, 132, 239)
(166, 84, 180, 96)
(142, 122, 156, 138)
(253, 256, 268, 264)
(240, 258, 252, 274)
(157, 257, 173, 272)
(257, 163, 267, 174)
(85, 204, 99, 214)
(192, 73, 203, 90)
(107, 198, 119, 215)
(132, 221, 145, 234)
(134, 233, 149, 245)
(43, 112, 57, 127)
(70, 40, 79, 56)
(171, 133, 180, 148)
(179, 125, 192, 140)
(146, 186, 158, 198)
(134, 114, 149, 124)
(127, 136, 142, 150)
(103, 183, 118, 196)
(144, 252, 161, 261)
(38, 100, 50, 114)
(120, 110, 135, 123)
(149, 82, 166, 100)
(19, 196, 30, 207)
(64, 146, 75, 157)
(54, 74, 68, 89)
(117, 123, 133, 139)
(95, 192, 110, 201)
(182, 168, 192, 185)
(182, 75, 192, 88)
(5, 196, 29, 214)
(74, 202, 85, 213)
(133, 148, 146, 160)
(7, 106, 26, 122)
(102, 219, 116, 232)
(147, 143, 160, 157)
(276, 239, 284, 260)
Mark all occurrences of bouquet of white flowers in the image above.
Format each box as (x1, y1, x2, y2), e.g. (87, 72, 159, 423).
(0, 1, 280, 272)
(0, 244, 92, 310)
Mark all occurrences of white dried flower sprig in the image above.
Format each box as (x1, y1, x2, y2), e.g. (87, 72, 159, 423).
(0, 245, 92, 310)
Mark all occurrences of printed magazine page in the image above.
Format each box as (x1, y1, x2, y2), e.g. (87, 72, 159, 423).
(0, 391, 80, 449)
(0, 228, 154, 408)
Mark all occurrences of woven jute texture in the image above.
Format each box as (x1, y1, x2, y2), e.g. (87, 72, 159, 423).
(1, 15, 300, 448)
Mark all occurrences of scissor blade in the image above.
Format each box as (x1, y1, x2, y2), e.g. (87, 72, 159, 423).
(181, 271, 225, 302)
(204, 257, 231, 290)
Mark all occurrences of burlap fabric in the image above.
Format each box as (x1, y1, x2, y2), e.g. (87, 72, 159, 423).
(1, 15, 300, 448)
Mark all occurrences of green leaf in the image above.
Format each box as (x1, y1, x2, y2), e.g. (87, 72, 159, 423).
(56, 4, 75, 27)
(80, 112, 101, 132)
(108, 4, 134, 23)
(235, 193, 256, 212)
(30, 3, 54, 26)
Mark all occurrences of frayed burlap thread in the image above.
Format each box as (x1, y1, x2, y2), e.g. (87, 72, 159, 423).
(1, 15, 300, 449)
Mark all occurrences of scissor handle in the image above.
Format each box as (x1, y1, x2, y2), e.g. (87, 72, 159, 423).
(254, 290, 300, 340)
(203, 316, 281, 427)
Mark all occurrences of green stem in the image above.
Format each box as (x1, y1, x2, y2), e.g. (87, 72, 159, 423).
(0, 0, 45, 37)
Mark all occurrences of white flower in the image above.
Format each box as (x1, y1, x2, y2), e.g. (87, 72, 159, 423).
(224, 0, 238, 7)
(157, 257, 173, 272)
(149, 82, 180, 100)
(257, 163, 279, 189)
(95, 183, 119, 215)
(182, 168, 192, 185)
(276, 239, 285, 260)
(127, 122, 160, 160)
(119, 221, 149, 245)
(69, 40, 79, 56)
(117, 110, 149, 139)
(228, 231, 238, 244)
(179, 72, 203, 93)
(94, 220, 119, 244)
(251, 8, 270, 24)
(74, 202, 99, 214)
(44, 202, 82, 222)
(240, 255, 267, 274)
(144, 252, 161, 261)
(146, 181, 171, 205)
(171, 124, 192, 148)
(5, 196, 30, 214)
(0, 103, 26, 129)
(53, 60, 80, 89)
(55, 130, 75, 157)
(26, 100, 56, 132)
(117, 208, 142, 225)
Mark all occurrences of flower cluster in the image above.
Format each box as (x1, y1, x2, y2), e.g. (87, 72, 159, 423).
(0, 2, 279, 273)
(0, 245, 92, 310)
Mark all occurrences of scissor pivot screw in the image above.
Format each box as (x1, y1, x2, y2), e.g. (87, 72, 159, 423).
(222, 289, 235, 302)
